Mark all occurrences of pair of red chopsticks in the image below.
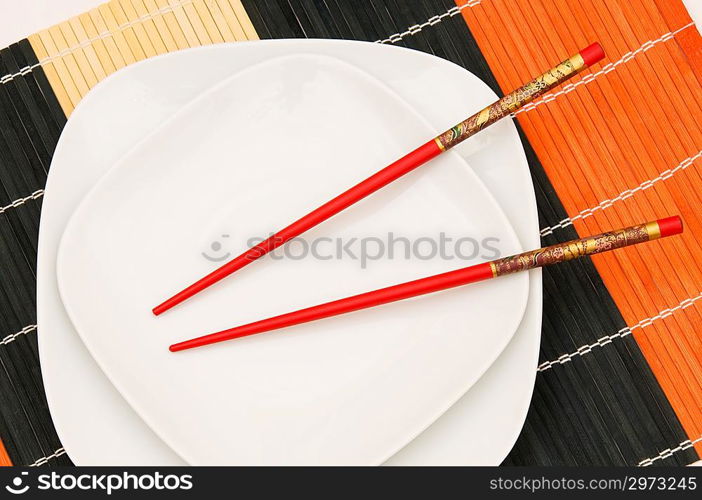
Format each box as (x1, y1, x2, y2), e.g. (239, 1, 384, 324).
(151, 42, 681, 352)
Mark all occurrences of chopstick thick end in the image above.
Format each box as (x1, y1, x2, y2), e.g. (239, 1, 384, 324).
(580, 42, 605, 67)
(657, 216, 683, 238)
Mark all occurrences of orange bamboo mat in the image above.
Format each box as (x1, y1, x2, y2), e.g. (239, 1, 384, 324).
(459, 0, 702, 454)
(656, 0, 702, 83)
(0, 439, 11, 466)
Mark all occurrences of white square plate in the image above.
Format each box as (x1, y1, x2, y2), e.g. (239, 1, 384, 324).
(39, 40, 542, 465)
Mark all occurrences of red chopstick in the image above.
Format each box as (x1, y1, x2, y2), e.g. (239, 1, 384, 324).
(169, 216, 681, 352)
(154, 43, 606, 316)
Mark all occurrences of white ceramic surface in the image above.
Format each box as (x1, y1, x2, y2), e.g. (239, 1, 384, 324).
(56, 53, 528, 465)
(38, 40, 541, 466)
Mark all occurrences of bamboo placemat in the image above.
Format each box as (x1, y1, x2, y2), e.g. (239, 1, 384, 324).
(0, 0, 700, 466)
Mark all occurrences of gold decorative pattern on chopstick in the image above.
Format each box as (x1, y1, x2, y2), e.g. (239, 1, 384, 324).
(434, 53, 586, 151)
(490, 221, 659, 277)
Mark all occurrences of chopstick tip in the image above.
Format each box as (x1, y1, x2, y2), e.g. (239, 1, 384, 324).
(152, 303, 167, 316)
(169, 337, 203, 352)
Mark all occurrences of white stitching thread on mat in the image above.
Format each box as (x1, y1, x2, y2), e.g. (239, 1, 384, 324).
(0, 21, 693, 224)
(27, 438, 698, 467)
(638, 435, 702, 466)
(0, 0, 196, 86)
(0, 190, 44, 215)
(0, 0, 691, 87)
(540, 150, 702, 237)
(374, 0, 482, 44)
(29, 447, 65, 467)
(513, 22, 697, 117)
(0, 324, 37, 347)
(537, 292, 702, 372)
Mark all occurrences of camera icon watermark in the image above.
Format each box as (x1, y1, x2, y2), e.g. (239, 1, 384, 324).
(202, 234, 231, 262)
(5, 471, 29, 495)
